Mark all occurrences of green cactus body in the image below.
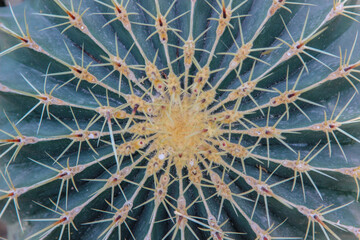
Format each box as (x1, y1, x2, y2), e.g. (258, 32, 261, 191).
(1, 0, 360, 239)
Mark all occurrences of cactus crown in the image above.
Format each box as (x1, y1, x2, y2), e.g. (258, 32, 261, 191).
(1, 0, 360, 239)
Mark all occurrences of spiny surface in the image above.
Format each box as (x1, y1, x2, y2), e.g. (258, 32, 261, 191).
(1, 0, 360, 240)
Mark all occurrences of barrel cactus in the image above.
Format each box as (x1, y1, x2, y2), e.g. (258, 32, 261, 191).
(1, 0, 360, 239)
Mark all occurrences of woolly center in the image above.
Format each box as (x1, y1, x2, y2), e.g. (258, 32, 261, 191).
(152, 96, 210, 163)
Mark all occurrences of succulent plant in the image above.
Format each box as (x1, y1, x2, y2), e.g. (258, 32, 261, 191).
(2, 0, 360, 239)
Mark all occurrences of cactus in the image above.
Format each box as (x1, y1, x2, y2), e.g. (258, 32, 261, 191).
(1, 0, 360, 239)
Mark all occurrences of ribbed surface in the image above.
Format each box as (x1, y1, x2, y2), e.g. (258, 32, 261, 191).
(1, 0, 360, 239)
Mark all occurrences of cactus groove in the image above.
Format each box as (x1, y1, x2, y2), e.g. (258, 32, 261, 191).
(1, 0, 360, 239)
